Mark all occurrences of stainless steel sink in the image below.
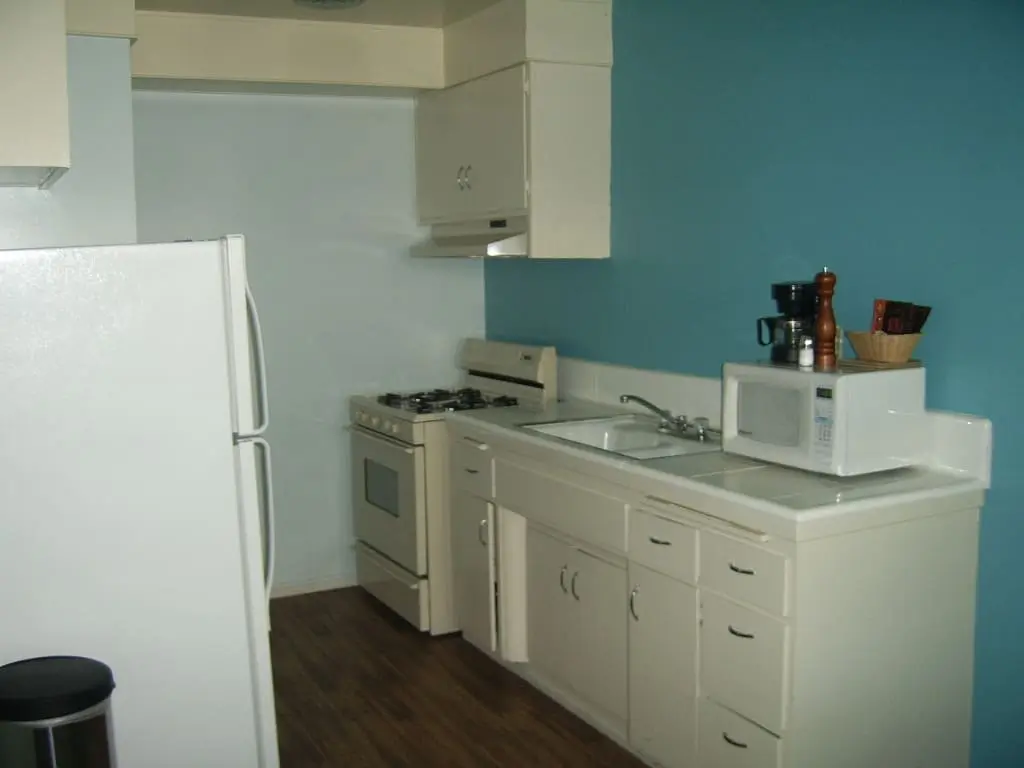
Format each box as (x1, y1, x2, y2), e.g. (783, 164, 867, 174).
(522, 415, 720, 460)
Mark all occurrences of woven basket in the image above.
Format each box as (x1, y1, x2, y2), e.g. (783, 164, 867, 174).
(846, 331, 922, 364)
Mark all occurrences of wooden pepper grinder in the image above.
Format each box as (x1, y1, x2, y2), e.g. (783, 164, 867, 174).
(814, 268, 838, 371)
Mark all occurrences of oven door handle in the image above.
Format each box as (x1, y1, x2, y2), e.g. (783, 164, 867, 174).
(351, 425, 416, 454)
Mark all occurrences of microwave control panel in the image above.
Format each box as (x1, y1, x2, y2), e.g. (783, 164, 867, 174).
(813, 386, 835, 454)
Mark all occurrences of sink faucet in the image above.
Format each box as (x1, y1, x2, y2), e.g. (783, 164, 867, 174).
(619, 394, 689, 433)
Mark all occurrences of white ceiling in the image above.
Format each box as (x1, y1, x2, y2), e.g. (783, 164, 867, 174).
(135, 0, 503, 27)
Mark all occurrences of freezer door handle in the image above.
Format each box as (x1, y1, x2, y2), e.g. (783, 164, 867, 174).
(245, 284, 270, 437)
(246, 436, 275, 607)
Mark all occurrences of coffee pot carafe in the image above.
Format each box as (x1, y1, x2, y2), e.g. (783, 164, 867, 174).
(757, 281, 818, 364)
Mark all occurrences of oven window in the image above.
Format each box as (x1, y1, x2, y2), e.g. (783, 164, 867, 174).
(364, 459, 401, 518)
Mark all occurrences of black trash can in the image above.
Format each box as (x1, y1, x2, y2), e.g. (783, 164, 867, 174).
(0, 656, 117, 768)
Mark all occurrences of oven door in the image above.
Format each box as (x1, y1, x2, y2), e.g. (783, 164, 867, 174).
(351, 426, 428, 576)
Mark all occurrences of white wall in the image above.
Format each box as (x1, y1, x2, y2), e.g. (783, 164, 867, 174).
(0, 36, 137, 248)
(132, 90, 486, 595)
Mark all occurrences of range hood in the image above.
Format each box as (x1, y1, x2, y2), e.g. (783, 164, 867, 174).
(411, 216, 528, 259)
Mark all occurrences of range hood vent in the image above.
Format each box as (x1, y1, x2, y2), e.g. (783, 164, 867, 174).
(411, 217, 528, 259)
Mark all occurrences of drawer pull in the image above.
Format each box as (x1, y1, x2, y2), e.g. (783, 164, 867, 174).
(571, 571, 580, 601)
(464, 468, 480, 475)
(462, 436, 489, 451)
(728, 562, 756, 576)
(559, 565, 568, 593)
(722, 732, 749, 749)
(648, 536, 672, 546)
(728, 625, 755, 640)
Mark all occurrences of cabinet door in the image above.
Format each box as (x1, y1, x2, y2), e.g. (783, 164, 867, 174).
(456, 65, 528, 218)
(527, 525, 571, 688)
(451, 491, 495, 653)
(629, 563, 698, 768)
(571, 548, 627, 721)
(415, 85, 461, 223)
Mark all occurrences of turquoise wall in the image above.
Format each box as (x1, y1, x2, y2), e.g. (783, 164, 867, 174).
(485, 2, 1024, 765)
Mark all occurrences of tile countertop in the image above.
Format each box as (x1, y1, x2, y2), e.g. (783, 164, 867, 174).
(446, 398, 988, 540)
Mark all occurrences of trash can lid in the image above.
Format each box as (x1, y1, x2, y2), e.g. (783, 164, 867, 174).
(0, 656, 115, 723)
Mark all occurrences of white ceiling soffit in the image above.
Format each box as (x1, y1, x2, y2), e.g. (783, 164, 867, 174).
(133, 0, 503, 28)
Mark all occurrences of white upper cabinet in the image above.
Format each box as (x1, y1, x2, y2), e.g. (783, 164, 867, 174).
(0, 0, 70, 188)
(414, 61, 611, 259)
(416, 65, 527, 224)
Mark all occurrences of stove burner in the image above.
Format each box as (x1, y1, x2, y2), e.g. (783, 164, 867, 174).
(378, 392, 405, 407)
(376, 388, 518, 414)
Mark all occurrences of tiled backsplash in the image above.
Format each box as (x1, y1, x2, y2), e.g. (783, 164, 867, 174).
(559, 357, 723, 427)
(558, 356, 992, 481)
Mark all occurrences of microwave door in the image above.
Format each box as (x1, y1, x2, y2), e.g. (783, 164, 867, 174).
(737, 381, 804, 448)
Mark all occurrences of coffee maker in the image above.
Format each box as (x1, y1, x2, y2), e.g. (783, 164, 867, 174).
(757, 281, 818, 364)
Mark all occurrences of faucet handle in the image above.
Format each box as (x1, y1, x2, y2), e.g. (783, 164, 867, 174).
(692, 417, 710, 436)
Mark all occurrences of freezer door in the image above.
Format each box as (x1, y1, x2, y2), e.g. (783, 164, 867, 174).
(0, 241, 279, 768)
(222, 235, 270, 438)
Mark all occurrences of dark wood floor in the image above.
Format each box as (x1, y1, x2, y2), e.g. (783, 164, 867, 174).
(270, 588, 646, 767)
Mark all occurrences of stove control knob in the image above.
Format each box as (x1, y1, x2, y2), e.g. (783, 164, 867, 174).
(382, 420, 391, 431)
(356, 411, 366, 423)
(391, 424, 400, 435)
(371, 416, 380, 427)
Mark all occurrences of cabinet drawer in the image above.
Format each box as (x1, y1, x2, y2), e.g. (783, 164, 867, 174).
(495, 459, 626, 554)
(700, 530, 789, 616)
(700, 593, 788, 734)
(451, 440, 493, 498)
(698, 698, 781, 768)
(629, 508, 697, 584)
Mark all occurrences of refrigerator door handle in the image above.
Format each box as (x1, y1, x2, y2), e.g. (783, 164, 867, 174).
(246, 436, 276, 608)
(245, 284, 270, 437)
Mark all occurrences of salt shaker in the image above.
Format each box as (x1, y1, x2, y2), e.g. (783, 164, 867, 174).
(798, 337, 814, 369)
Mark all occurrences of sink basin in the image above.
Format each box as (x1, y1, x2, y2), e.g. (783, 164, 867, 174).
(522, 415, 720, 460)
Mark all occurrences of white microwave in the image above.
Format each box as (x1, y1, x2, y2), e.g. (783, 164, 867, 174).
(721, 362, 927, 476)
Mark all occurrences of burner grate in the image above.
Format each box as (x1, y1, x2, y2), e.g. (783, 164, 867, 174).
(376, 388, 518, 413)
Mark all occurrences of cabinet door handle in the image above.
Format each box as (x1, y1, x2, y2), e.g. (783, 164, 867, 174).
(478, 519, 488, 546)
(728, 625, 755, 640)
(559, 565, 568, 593)
(457, 165, 465, 190)
(648, 536, 672, 546)
(570, 571, 580, 601)
(464, 164, 473, 190)
(722, 732, 749, 749)
(629, 585, 639, 621)
(464, 468, 480, 475)
(729, 562, 756, 576)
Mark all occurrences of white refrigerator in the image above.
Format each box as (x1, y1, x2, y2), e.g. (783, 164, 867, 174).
(0, 236, 279, 767)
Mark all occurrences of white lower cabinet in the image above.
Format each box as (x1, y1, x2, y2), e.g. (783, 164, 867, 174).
(526, 524, 570, 685)
(451, 490, 496, 653)
(478, 439, 980, 768)
(628, 563, 698, 767)
(698, 699, 781, 768)
(700, 592, 788, 735)
(573, 548, 628, 722)
(526, 524, 627, 722)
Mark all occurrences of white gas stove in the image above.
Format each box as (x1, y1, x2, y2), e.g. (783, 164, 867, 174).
(348, 339, 557, 634)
